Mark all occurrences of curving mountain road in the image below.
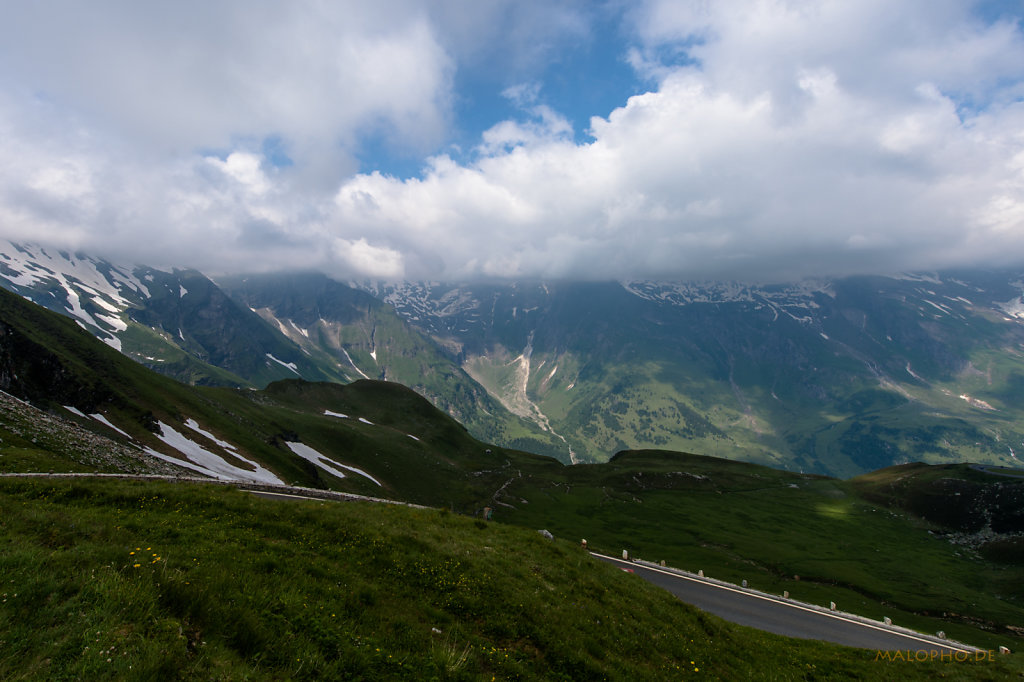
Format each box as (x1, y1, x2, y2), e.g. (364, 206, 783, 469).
(969, 463, 1024, 479)
(0, 473, 987, 655)
(593, 553, 978, 654)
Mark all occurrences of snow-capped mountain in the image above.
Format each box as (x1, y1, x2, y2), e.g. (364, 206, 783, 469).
(0, 240, 348, 387)
(0, 241, 151, 350)
(0, 242, 566, 458)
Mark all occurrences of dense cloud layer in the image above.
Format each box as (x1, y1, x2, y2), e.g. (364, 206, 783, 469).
(1, 1, 1022, 281)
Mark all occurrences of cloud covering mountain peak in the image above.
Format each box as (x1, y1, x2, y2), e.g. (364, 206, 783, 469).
(1, 1, 1022, 281)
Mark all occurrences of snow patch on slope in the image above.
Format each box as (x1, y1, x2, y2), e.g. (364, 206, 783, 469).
(340, 347, 370, 379)
(621, 280, 829, 322)
(285, 441, 382, 486)
(0, 240, 151, 317)
(149, 420, 282, 483)
(63, 405, 86, 418)
(184, 418, 238, 451)
(266, 353, 299, 374)
(91, 296, 120, 314)
(959, 394, 997, 411)
(996, 297, 1024, 319)
(96, 313, 127, 332)
(90, 413, 132, 438)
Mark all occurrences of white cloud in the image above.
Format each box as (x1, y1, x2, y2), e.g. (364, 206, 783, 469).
(0, 2, 455, 177)
(207, 153, 270, 196)
(479, 105, 574, 154)
(323, 1, 1024, 280)
(0, 1, 1022, 281)
(333, 238, 405, 279)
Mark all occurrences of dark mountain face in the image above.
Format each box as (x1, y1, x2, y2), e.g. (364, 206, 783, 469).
(0, 306, 113, 411)
(217, 272, 570, 459)
(125, 268, 346, 386)
(220, 271, 383, 326)
(0, 242, 343, 387)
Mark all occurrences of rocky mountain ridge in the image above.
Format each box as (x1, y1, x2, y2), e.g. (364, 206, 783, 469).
(0, 242, 566, 458)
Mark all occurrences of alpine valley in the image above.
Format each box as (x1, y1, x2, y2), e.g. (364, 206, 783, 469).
(4, 240, 1024, 477)
(1, 243, 1023, 676)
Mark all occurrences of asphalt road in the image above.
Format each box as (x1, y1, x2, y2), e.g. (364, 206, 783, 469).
(593, 553, 975, 653)
(969, 463, 1024, 479)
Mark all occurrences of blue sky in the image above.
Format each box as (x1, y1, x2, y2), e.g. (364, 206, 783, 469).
(0, 1, 1023, 281)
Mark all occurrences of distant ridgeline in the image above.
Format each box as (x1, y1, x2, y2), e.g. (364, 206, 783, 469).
(4, 239, 1024, 476)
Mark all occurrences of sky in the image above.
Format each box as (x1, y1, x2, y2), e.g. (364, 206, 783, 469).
(1, 0, 1023, 282)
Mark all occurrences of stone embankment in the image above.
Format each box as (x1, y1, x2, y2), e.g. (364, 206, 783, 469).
(0, 389, 183, 475)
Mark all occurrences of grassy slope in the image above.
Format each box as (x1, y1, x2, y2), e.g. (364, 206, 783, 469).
(495, 451, 1024, 653)
(851, 463, 1024, 530)
(0, 390, 188, 476)
(851, 462, 1024, 564)
(2, 477, 1019, 681)
(254, 379, 560, 509)
(2, 313, 1021, 655)
(0, 372, 552, 511)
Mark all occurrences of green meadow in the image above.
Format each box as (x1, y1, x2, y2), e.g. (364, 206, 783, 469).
(2, 477, 1020, 681)
(496, 451, 1024, 654)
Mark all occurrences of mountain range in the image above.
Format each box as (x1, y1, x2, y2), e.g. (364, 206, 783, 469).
(4, 239, 1024, 476)
(0, 271, 1022, 657)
